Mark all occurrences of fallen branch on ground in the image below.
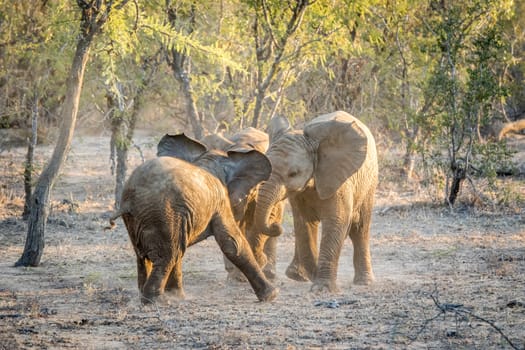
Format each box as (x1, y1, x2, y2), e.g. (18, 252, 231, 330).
(409, 288, 522, 350)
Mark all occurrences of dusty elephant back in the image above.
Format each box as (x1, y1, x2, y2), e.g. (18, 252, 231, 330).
(228, 127, 269, 153)
(121, 157, 228, 239)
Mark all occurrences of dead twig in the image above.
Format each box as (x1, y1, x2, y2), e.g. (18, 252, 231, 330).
(410, 288, 522, 350)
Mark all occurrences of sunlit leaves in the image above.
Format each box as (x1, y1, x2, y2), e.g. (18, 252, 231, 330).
(418, 0, 515, 203)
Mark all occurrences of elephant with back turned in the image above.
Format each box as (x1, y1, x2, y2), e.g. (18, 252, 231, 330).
(201, 127, 284, 281)
(254, 111, 378, 293)
(109, 134, 278, 303)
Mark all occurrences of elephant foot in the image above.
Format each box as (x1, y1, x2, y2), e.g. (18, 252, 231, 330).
(310, 279, 340, 294)
(285, 264, 311, 282)
(256, 285, 279, 302)
(353, 272, 374, 285)
(227, 269, 248, 283)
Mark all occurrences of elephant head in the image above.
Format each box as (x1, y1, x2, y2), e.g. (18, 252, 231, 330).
(200, 131, 235, 151)
(157, 133, 272, 216)
(255, 111, 376, 237)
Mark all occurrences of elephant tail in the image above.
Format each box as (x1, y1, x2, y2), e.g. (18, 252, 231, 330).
(104, 208, 127, 231)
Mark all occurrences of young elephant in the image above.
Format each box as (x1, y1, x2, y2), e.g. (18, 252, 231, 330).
(254, 111, 378, 293)
(201, 127, 284, 282)
(109, 134, 278, 303)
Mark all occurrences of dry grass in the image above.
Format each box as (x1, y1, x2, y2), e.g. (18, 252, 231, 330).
(0, 130, 524, 349)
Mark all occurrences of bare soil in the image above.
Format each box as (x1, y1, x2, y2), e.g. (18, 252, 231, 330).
(0, 131, 524, 349)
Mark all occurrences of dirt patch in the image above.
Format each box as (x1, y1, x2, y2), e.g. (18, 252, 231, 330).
(1, 132, 524, 349)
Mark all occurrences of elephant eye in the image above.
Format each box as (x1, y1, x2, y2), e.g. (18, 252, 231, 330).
(288, 170, 298, 178)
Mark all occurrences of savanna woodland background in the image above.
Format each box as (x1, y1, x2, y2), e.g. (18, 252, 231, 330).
(0, 1, 524, 349)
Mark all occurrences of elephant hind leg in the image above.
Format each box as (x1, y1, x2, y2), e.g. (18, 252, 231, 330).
(136, 256, 153, 293)
(136, 257, 146, 293)
(139, 227, 176, 304)
(141, 258, 174, 304)
(165, 257, 185, 299)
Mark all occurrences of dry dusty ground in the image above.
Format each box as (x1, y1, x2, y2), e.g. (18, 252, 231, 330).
(0, 131, 524, 349)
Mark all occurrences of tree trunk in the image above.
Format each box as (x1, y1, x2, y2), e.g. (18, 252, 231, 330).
(249, 1, 309, 128)
(402, 130, 419, 179)
(252, 87, 265, 129)
(178, 69, 203, 139)
(166, 1, 204, 140)
(225, 67, 245, 129)
(15, 2, 106, 267)
(109, 52, 160, 209)
(108, 83, 128, 209)
(111, 98, 140, 209)
(447, 166, 466, 206)
(22, 95, 39, 220)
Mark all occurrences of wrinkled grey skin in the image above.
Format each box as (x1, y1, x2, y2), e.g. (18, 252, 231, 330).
(254, 111, 378, 293)
(109, 134, 278, 303)
(201, 127, 284, 281)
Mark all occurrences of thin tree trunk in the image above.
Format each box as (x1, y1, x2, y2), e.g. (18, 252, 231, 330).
(111, 53, 159, 208)
(112, 95, 140, 208)
(166, 1, 203, 139)
(23, 94, 39, 220)
(402, 143, 417, 179)
(448, 167, 466, 206)
(225, 66, 245, 128)
(107, 82, 127, 209)
(15, 1, 109, 267)
(402, 128, 420, 179)
(252, 87, 266, 129)
(178, 69, 203, 139)
(250, 1, 309, 128)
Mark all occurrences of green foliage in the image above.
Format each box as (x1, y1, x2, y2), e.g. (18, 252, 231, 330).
(2, 0, 524, 209)
(0, 1, 77, 129)
(472, 141, 516, 182)
(414, 0, 517, 205)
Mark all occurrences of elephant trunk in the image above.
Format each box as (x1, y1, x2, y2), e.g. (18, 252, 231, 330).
(254, 178, 286, 237)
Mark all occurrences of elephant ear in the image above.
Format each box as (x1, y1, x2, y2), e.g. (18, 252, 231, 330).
(225, 149, 272, 206)
(266, 115, 291, 143)
(157, 133, 207, 162)
(304, 111, 370, 200)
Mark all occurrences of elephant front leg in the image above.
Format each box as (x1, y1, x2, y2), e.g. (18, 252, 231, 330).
(212, 217, 278, 302)
(286, 206, 319, 282)
(311, 219, 348, 294)
(224, 256, 248, 282)
(262, 201, 284, 280)
(246, 229, 272, 280)
(262, 237, 277, 280)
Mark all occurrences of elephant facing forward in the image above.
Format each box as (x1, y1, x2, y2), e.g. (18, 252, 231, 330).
(109, 134, 278, 303)
(255, 111, 378, 293)
(201, 127, 284, 281)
